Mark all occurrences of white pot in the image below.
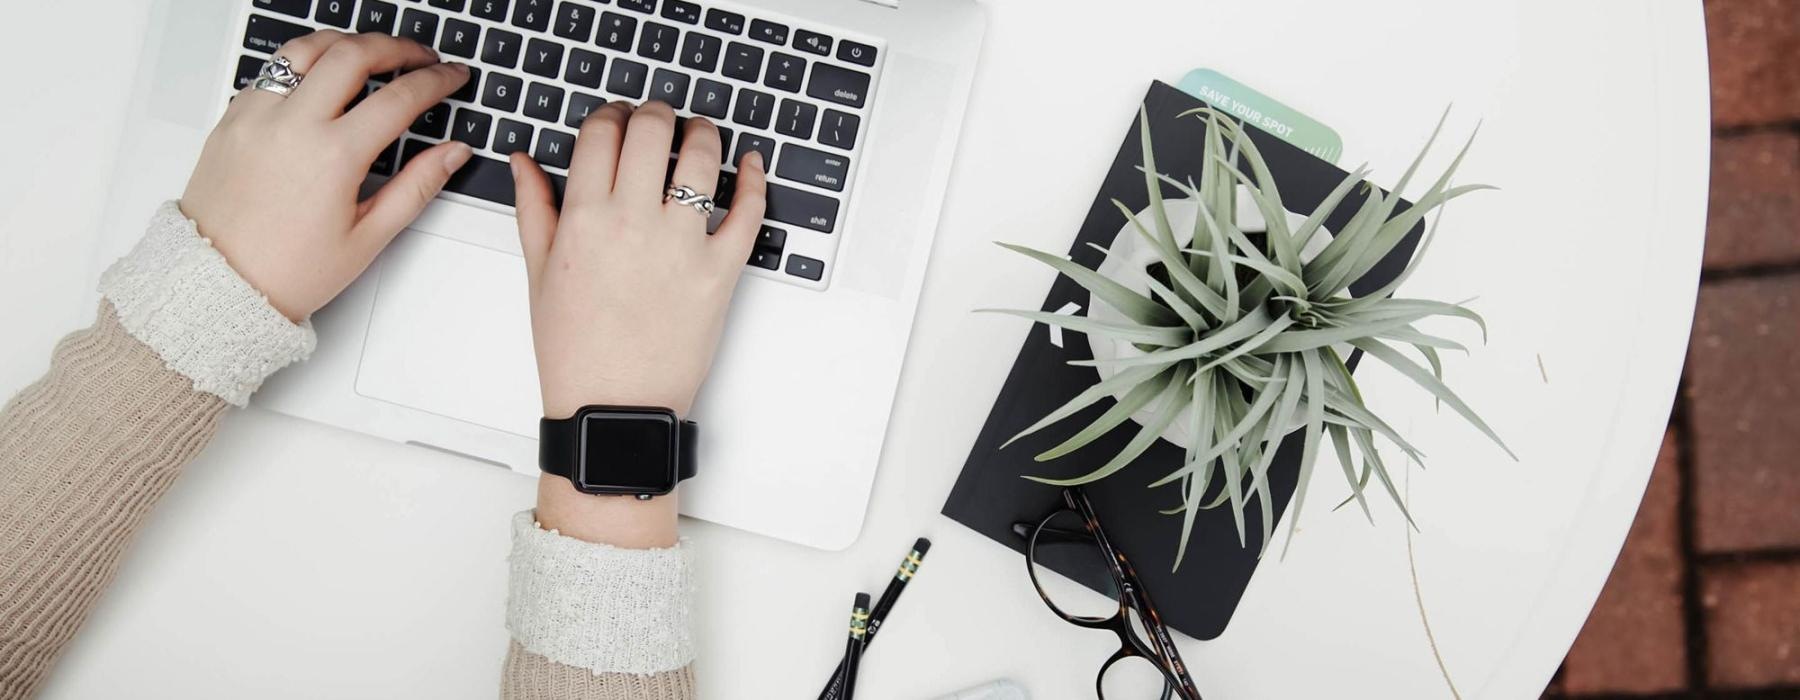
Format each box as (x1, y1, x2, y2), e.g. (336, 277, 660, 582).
(1085, 188, 1322, 450)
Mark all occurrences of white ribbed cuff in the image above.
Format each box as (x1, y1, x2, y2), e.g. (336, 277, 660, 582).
(506, 510, 696, 675)
(98, 201, 316, 406)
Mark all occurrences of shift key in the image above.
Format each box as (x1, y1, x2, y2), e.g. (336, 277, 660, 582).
(775, 144, 849, 192)
(764, 182, 839, 233)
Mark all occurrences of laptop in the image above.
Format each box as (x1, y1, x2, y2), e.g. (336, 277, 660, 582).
(93, 0, 986, 550)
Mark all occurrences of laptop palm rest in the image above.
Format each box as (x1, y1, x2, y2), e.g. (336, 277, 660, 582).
(355, 230, 541, 441)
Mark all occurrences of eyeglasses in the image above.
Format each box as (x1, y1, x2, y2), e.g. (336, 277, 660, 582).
(1012, 487, 1202, 700)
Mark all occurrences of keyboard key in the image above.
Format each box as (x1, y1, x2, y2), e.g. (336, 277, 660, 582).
(617, 0, 655, 13)
(793, 29, 831, 56)
(721, 42, 762, 82)
(731, 89, 774, 129)
(705, 9, 744, 35)
(243, 14, 310, 53)
(564, 48, 605, 88)
(357, 1, 399, 34)
(313, 0, 354, 28)
(233, 55, 264, 90)
(807, 63, 869, 108)
(372, 139, 401, 176)
(471, 0, 510, 22)
(428, 0, 465, 11)
(596, 12, 636, 51)
(254, 0, 311, 19)
(452, 66, 481, 101)
(732, 133, 774, 171)
(713, 170, 736, 208)
(818, 109, 859, 150)
(523, 38, 564, 78)
(748, 249, 779, 270)
(678, 32, 720, 72)
(749, 19, 788, 46)
(512, 0, 552, 32)
(755, 225, 786, 250)
(482, 72, 524, 111)
(494, 118, 534, 155)
(399, 8, 439, 46)
(534, 128, 576, 169)
(766, 183, 838, 232)
(637, 22, 679, 62)
(565, 91, 605, 127)
(524, 82, 565, 121)
(776, 143, 848, 191)
(410, 102, 453, 138)
(837, 39, 877, 67)
(481, 28, 524, 69)
(785, 254, 823, 280)
(553, 2, 595, 41)
(775, 99, 816, 139)
(661, 0, 700, 25)
(451, 108, 493, 148)
(691, 79, 731, 119)
(410, 142, 517, 205)
(649, 69, 690, 107)
(763, 52, 805, 93)
(606, 58, 648, 98)
(439, 18, 481, 58)
(716, 126, 734, 162)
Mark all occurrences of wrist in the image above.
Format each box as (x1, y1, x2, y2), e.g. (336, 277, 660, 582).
(541, 386, 694, 420)
(534, 475, 679, 548)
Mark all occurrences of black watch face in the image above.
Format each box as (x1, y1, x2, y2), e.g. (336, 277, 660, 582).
(576, 409, 678, 493)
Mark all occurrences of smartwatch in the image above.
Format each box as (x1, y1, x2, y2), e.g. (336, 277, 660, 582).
(539, 405, 697, 498)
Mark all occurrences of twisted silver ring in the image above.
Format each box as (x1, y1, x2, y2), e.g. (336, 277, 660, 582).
(664, 184, 715, 217)
(253, 56, 303, 97)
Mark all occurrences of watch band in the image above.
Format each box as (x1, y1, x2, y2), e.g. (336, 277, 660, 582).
(538, 411, 698, 488)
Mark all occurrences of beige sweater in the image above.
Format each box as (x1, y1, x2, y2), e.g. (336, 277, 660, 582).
(0, 205, 696, 699)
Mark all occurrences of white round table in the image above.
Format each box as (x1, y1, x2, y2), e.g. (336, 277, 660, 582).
(0, 1, 1708, 698)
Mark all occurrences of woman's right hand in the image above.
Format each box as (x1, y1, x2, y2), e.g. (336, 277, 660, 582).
(510, 101, 766, 547)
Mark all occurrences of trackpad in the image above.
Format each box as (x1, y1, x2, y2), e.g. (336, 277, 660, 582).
(355, 231, 541, 438)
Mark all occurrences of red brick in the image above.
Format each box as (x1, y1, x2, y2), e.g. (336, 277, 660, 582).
(1700, 560, 1800, 687)
(1707, 0, 1800, 127)
(1686, 275, 1800, 552)
(1707, 132, 1800, 269)
(1561, 430, 1688, 694)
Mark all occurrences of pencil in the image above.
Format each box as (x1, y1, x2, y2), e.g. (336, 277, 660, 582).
(818, 538, 932, 700)
(842, 593, 871, 700)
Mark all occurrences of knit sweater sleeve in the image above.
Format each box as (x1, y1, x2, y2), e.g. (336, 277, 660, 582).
(0, 203, 696, 700)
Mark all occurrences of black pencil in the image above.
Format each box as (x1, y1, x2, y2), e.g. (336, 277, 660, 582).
(818, 538, 932, 700)
(842, 593, 871, 700)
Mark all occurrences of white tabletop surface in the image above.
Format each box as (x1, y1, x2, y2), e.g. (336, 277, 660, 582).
(0, 1, 1708, 698)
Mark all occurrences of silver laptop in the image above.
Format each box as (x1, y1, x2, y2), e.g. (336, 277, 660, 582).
(95, 0, 986, 549)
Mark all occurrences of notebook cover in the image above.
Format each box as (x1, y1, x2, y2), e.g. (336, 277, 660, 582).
(941, 80, 1423, 641)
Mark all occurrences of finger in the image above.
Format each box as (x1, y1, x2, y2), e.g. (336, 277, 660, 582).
(291, 33, 440, 118)
(565, 101, 631, 209)
(712, 151, 767, 264)
(232, 29, 348, 110)
(510, 152, 561, 283)
(613, 101, 679, 203)
(667, 117, 723, 216)
(350, 140, 474, 249)
(339, 62, 470, 155)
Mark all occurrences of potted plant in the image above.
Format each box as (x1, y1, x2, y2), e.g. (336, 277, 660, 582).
(986, 106, 1514, 565)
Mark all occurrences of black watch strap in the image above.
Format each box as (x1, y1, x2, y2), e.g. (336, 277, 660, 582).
(538, 412, 698, 486)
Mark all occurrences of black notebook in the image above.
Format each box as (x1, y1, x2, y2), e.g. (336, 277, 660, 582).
(941, 80, 1423, 640)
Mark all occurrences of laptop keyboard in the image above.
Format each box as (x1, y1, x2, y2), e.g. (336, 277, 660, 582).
(236, 0, 885, 289)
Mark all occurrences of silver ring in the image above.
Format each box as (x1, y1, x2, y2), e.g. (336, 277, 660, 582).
(664, 184, 715, 216)
(253, 56, 303, 97)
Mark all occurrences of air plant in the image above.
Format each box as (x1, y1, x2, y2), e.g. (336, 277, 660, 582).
(987, 106, 1514, 567)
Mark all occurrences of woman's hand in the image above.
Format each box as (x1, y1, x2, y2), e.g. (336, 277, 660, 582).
(511, 101, 766, 546)
(181, 31, 473, 321)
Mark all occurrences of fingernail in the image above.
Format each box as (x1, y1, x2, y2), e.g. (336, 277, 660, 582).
(509, 156, 521, 179)
(746, 151, 765, 172)
(444, 142, 473, 171)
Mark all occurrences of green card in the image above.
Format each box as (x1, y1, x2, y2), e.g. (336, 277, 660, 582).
(1176, 68, 1343, 164)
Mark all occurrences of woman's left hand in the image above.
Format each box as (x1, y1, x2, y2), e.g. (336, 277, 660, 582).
(180, 30, 473, 321)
